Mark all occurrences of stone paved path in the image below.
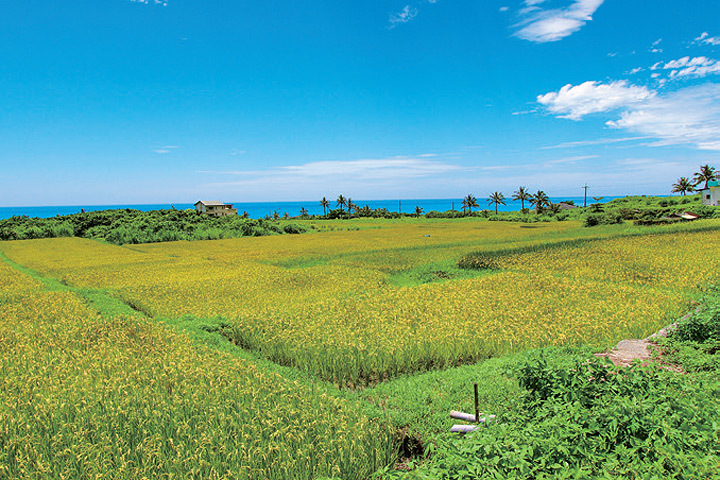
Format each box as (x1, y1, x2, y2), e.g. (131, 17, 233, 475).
(594, 322, 681, 368)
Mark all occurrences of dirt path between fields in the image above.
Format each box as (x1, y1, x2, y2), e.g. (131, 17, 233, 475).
(594, 312, 692, 369)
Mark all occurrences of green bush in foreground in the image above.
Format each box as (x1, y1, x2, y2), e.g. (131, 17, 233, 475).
(391, 357, 720, 479)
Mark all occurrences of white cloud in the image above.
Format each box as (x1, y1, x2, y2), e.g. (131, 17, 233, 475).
(607, 84, 720, 150)
(389, 5, 418, 27)
(514, 0, 605, 43)
(537, 80, 655, 120)
(542, 155, 598, 166)
(499, 6, 509, 12)
(628, 67, 644, 75)
(539, 81, 720, 151)
(511, 108, 539, 115)
(650, 56, 720, 79)
(198, 157, 471, 199)
(696, 32, 720, 46)
(672, 59, 720, 79)
(129, 0, 168, 5)
(201, 157, 465, 181)
(153, 145, 179, 154)
(540, 136, 651, 149)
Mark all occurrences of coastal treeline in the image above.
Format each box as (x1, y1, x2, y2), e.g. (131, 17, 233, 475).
(0, 208, 306, 244)
(314, 191, 716, 226)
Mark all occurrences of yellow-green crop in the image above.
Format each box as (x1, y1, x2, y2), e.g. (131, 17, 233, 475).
(4, 219, 718, 387)
(0, 260, 394, 479)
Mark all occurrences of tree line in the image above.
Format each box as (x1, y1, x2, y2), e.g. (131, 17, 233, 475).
(315, 188, 563, 220)
(671, 164, 717, 195)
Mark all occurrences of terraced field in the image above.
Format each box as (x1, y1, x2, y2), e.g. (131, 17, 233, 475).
(0, 255, 393, 479)
(3, 219, 719, 386)
(2, 218, 720, 478)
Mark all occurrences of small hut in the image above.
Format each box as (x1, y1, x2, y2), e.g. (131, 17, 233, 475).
(194, 201, 238, 217)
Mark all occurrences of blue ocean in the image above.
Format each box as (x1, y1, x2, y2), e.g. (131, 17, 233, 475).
(0, 196, 623, 221)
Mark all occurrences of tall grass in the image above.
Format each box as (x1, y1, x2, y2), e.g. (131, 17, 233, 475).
(0, 264, 395, 479)
(4, 220, 719, 387)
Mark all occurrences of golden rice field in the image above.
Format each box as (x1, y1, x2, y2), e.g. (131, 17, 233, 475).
(0, 259, 394, 479)
(3, 219, 719, 387)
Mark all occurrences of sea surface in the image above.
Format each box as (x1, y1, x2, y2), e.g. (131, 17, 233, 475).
(0, 196, 624, 221)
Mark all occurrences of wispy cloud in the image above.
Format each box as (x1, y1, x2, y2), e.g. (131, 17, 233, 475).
(388, 1, 441, 28)
(198, 157, 470, 199)
(537, 80, 654, 120)
(389, 5, 419, 28)
(538, 81, 720, 151)
(513, 0, 605, 43)
(607, 84, 720, 151)
(540, 136, 651, 149)
(512, 108, 539, 115)
(153, 145, 179, 154)
(129, 0, 168, 5)
(647, 38, 663, 53)
(542, 155, 598, 167)
(651, 56, 720, 79)
(695, 32, 720, 46)
(200, 157, 465, 181)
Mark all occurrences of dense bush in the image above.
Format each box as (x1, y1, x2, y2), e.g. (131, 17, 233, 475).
(396, 357, 720, 479)
(584, 211, 624, 227)
(672, 299, 720, 353)
(0, 209, 307, 245)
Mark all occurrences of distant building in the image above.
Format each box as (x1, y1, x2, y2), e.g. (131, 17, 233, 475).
(194, 200, 238, 217)
(557, 202, 578, 210)
(701, 181, 720, 206)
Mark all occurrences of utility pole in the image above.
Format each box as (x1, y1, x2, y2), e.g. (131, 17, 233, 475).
(398, 200, 401, 213)
(582, 184, 589, 207)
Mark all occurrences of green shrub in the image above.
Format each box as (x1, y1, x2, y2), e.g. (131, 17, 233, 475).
(583, 214, 601, 227)
(282, 223, 307, 234)
(0, 209, 309, 244)
(396, 358, 720, 479)
(672, 303, 720, 353)
(584, 212, 623, 227)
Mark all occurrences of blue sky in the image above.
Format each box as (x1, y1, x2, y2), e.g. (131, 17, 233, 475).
(2, 0, 719, 206)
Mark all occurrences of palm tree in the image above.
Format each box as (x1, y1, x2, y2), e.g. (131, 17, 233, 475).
(693, 164, 717, 190)
(320, 197, 329, 216)
(512, 186, 532, 212)
(346, 198, 355, 215)
(336, 194, 347, 212)
(530, 190, 550, 214)
(672, 177, 695, 196)
(462, 194, 478, 215)
(488, 192, 506, 214)
(414, 206, 424, 217)
(300, 207, 309, 217)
